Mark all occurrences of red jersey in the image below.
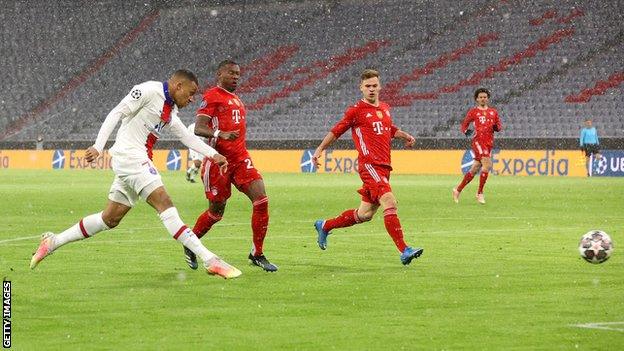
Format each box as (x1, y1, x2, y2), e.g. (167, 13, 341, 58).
(197, 86, 249, 163)
(331, 99, 398, 170)
(460, 106, 502, 145)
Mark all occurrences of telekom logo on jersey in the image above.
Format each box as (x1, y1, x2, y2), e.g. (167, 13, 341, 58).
(232, 110, 242, 124)
(372, 121, 384, 135)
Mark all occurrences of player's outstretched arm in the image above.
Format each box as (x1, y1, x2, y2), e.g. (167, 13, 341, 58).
(88, 107, 125, 162)
(194, 114, 218, 138)
(394, 129, 415, 148)
(493, 114, 502, 133)
(312, 132, 337, 168)
(195, 114, 239, 140)
(460, 111, 474, 137)
(170, 117, 228, 173)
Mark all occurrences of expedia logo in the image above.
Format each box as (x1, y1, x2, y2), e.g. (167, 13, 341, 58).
(322, 150, 358, 173)
(460, 149, 570, 176)
(300, 149, 316, 173)
(493, 150, 568, 176)
(52, 150, 65, 169)
(0, 151, 9, 169)
(300, 150, 358, 173)
(167, 150, 182, 171)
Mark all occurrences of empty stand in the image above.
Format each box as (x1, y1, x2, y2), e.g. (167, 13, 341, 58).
(1, 0, 622, 143)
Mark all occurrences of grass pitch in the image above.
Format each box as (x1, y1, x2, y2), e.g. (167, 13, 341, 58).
(1, 170, 623, 350)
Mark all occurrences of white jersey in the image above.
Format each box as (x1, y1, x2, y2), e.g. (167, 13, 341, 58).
(92, 81, 217, 163)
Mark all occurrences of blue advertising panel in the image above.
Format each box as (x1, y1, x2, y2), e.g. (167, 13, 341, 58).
(591, 150, 624, 177)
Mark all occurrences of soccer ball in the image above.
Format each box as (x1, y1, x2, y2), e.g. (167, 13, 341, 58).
(579, 230, 614, 264)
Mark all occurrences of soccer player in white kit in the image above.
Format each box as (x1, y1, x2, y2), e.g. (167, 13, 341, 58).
(185, 122, 203, 183)
(30, 69, 242, 279)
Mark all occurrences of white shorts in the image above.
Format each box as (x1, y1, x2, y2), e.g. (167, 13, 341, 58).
(189, 149, 202, 162)
(108, 157, 164, 207)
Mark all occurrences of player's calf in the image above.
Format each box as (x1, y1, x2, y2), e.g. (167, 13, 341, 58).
(185, 168, 197, 183)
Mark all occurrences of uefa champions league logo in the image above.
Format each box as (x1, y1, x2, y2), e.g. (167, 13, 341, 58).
(166, 150, 182, 171)
(300, 149, 317, 173)
(130, 88, 142, 100)
(52, 150, 65, 169)
(594, 156, 608, 175)
(460, 149, 475, 174)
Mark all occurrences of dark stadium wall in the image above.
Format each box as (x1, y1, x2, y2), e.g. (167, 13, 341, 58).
(1, 138, 623, 150)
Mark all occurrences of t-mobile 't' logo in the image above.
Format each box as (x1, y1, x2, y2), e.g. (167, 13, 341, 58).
(232, 109, 242, 124)
(372, 121, 384, 135)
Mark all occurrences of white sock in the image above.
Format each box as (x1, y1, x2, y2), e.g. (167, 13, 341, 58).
(159, 207, 216, 263)
(53, 212, 110, 249)
(187, 164, 199, 176)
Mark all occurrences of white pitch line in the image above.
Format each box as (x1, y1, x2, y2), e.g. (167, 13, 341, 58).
(3, 212, 621, 246)
(0, 225, 585, 246)
(571, 322, 624, 332)
(0, 235, 42, 244)
(3, 213, 622, 245)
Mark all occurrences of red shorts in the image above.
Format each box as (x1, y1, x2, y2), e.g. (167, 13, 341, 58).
(357, 163, 393, 204)
(200, 157, 263, 202)
(471, 139, 493, 161)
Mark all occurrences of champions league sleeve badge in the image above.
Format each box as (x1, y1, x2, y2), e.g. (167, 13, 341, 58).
(131, 89, 142, 100)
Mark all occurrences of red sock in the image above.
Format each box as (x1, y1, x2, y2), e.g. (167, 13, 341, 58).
(192, 210, 222, 239)
(456, 172, 475, 192)
(383, 207, 407, 252)
(323, 209, 361, 232)
(478, 171, 489, 194)
(251, 196, 269, 256)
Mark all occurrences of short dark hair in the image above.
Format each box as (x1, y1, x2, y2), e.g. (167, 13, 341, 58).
(474, 88, 490, 100)
(361, 69, 380, 81)
(172, 69, 198, 85)
(218, 59, 238, 70)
